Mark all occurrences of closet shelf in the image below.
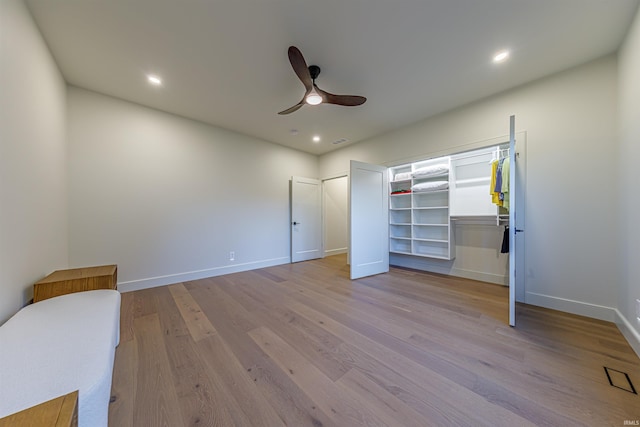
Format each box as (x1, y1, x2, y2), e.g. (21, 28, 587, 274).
(390, 222, 411, 226)
(406, 253, 452, 260)
(390, 237, 411, 241)
(390, 250, 413, 255)
(426, 255, 453, 260)
(413, 238, 448, 243)
(412, 189, 449, 195)
(413, 206, 448, 210)
(414, 223, 448, 227)
(413, 172, 449, 179)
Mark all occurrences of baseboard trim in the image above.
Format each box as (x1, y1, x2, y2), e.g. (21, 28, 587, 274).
(525, 291, 640, 358)
(452, 268, 507, 286)
(118, 256, 290, 292)
(525, 291, 616, 322)
(325, 248, 347, 256)
(615, 309, 640, 358)
(390, 254, 506, 285)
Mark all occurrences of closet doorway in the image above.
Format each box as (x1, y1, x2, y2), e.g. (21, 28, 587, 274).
(322, 175, 348, 258)
(350, 117, 525, 325)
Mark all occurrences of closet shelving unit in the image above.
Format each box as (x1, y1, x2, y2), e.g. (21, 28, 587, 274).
(389, 164, 413, 254)
(389, 157, 455, 260)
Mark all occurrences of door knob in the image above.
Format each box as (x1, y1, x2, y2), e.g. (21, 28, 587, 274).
(293, 221, 301, 225)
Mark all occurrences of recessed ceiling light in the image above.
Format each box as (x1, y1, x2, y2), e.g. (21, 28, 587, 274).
(312, 135, 321, 143)
(147, 75, 162, 86)
(493, 50, 510, 63)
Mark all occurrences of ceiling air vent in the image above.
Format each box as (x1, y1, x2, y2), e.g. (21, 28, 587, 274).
(332, 138, 349, 145)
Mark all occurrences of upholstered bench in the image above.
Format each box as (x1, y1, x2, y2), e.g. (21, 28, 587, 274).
(0, 290, 121, 427)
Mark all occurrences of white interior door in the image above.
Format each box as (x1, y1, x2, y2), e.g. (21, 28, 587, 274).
(291, 176, 322, 263)
(509, 115, 526, 326)
(349, 161, 389, 279)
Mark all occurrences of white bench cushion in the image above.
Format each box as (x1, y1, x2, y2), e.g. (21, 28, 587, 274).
(0, 289, 120, 427)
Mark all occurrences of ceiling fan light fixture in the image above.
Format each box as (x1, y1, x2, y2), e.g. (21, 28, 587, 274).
(306, 88, 323, 105)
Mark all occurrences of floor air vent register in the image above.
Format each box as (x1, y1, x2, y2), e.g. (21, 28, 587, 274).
(604, 366, 637, 394)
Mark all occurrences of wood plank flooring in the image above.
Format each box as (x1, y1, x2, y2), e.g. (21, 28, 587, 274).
(109, 255, 640, 426)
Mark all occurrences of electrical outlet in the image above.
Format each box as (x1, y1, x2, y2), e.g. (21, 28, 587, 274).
(636, 299, 640, 323)
(229, 251, 235, 261)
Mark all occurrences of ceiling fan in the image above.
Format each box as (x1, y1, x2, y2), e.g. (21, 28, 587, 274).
(278, 46, 367, 115)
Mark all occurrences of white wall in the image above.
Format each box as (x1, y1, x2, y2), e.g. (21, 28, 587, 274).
(0, 0, 68, 323)
(67, 87, 318, 291)
(618, 5, 640, 355)
(323, 176, 348, 256)
(320, 55, 619, 321)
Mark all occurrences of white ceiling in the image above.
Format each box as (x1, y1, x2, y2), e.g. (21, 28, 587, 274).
(26, 0, 639, 155)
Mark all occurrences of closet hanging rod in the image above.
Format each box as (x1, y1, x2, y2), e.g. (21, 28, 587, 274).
(452, 150, 497, 161)
(452, 147, 510, 162)
(489, 147, 510, 163)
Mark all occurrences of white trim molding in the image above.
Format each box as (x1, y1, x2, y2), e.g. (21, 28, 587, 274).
(324, 248, 347, 256)
(615, 309, 640, 358)
(525, 291, 616, 322)
(390, 254, 507, 286)
(117, 256, 290, 292)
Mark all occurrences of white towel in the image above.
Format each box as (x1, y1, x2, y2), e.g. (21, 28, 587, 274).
(394, 172, 412, 181)
(412, 164, 449, 178)
(412, 181, 449, 192)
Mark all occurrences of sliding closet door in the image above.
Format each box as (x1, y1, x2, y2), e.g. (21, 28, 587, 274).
(349, 161, 389, 279)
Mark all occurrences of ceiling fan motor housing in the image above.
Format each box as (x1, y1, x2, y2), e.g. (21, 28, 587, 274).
(308, 65, 321, 80)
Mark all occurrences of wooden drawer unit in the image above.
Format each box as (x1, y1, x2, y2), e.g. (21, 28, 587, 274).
(33, 265, 117, 303)
(0, 391, 78, 427)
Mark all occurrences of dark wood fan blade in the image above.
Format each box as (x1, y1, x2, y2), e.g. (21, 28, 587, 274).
(278, 100, 305, 115)
(316, 86, 366, 106)
(288, 46, 313, 91)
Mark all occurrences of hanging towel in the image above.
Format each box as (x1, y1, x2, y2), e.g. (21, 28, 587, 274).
(501, 226, 509, 253)
(501, 157, 510, 211)
(490, 160, 503, 206)
(495, 158, 504, 193)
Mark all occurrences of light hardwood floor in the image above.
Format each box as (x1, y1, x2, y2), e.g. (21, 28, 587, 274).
(109, 255, 640, 426)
